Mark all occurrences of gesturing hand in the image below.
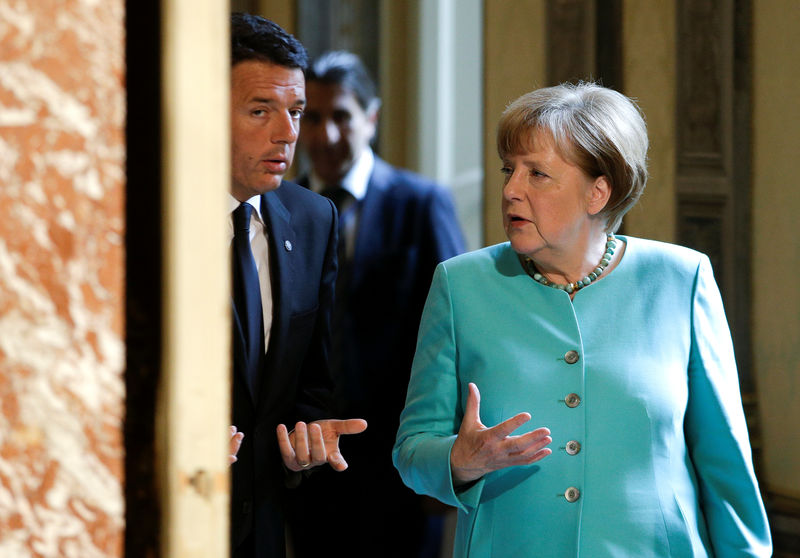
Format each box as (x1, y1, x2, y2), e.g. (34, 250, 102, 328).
(450, 383, 552, 485)
(277, 418, 368, 472)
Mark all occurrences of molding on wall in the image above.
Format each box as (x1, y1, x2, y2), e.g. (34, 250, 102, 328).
(675, 0, 754, 393)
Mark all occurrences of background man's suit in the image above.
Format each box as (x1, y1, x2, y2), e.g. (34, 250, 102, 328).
(287, 156, 465, 557)
(231, 180, 337, 558)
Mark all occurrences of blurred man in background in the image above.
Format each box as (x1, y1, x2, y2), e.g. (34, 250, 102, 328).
(285, 50, 465, 558)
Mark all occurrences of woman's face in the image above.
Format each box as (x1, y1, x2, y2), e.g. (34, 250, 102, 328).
(501, 131, 606, 259)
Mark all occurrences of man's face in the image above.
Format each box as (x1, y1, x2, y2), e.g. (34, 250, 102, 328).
(300, 81, 378, 185)
(230, 60, 305, 201)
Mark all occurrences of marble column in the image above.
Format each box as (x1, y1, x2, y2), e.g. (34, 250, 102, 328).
(0, 1, 125, 556)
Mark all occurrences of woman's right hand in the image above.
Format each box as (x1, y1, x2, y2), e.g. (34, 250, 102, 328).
(450, 383, 552, 486)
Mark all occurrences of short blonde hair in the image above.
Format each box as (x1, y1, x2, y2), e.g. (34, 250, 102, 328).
(497, 82, 648, 232)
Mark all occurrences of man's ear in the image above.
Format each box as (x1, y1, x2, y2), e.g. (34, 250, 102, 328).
(366, 98, 381, 141)
(587, 175, 611, 216)
(367, 98, 382, 123)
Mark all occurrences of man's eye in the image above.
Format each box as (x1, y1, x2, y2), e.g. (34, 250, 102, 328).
(290, 109, 304, 120)
(500, 167, 511, 175)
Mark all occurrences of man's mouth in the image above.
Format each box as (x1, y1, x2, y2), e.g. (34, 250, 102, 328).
(261, 156, 288, 173)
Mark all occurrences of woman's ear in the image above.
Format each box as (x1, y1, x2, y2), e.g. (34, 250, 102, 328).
(587, 175, 611, 216)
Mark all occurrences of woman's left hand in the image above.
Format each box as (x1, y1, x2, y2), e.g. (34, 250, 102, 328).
(450, 383, 552, 485)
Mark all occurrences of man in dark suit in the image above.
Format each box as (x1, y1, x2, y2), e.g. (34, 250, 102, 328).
(286, 51, 465, 558)
(227, 15, 366, 558)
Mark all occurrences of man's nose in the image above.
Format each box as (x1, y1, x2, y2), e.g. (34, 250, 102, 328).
(273, 111, 299, 144)
(323, 120, 340, 144)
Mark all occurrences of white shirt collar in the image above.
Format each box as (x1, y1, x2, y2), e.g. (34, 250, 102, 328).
(228, 194, 264, 221)
(309, 147, 374, 201)
(228, 193, 265, 240)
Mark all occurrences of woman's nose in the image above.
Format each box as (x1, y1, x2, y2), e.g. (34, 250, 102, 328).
(503, 171, 523, 201)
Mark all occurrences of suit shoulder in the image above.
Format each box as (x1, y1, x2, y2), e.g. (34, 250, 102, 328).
(275, 180, 333, 214)
(374, 158, 447, 198)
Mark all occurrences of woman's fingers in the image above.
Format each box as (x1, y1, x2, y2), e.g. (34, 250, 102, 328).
(508, 429, 552, 456)
(490, 411, 533, 439)
(462, 383, 482, 427)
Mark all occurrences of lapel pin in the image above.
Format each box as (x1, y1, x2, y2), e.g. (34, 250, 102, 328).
(284, 240, 293, 252)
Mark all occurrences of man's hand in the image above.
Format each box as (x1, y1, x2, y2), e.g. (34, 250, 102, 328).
(450, 383, 552, 485)
(276, 418, 368, 472)
(229, 425, 245, 465)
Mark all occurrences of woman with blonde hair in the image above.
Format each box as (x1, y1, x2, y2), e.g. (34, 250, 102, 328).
(393, 83, 771, 557)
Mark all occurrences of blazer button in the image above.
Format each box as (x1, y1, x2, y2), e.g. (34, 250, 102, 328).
(565, 440, 581, 455)
(284, 240, 293, 251)
(564, 350, 579, 364)
(564, 487, 581, 503)
(565, 393, 581, 408)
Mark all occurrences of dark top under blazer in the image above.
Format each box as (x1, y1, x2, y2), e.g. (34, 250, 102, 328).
(230, 180, 337, 558)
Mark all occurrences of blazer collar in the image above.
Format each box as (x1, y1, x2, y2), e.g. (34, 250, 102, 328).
(348, 157, 392, 289)
(256, 187, 296, 408)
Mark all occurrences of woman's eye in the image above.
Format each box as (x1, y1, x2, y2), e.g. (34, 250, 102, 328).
(500, 167, 512, 176)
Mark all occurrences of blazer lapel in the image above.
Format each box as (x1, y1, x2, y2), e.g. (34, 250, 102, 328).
(350, 158, 391, 290)
(257, 188, 296, 410)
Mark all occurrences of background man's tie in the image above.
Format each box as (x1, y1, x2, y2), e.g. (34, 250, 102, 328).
(232, 202, 264, 396)
(320, 185, 359, 402)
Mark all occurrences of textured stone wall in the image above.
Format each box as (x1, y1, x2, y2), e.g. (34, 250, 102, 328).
(0, 1, 125, 556)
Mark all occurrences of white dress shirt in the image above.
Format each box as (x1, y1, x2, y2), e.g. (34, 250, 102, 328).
(229, 194, 272, 352)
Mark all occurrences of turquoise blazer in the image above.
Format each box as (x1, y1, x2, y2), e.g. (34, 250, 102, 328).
(393, 237, 771, 557)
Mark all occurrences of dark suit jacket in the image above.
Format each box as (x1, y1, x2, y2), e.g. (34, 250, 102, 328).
(288, 156, 465, 557)
(230, 180, 337, 558)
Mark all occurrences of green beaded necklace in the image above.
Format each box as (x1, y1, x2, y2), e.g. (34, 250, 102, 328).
(521, 234, 617, 294)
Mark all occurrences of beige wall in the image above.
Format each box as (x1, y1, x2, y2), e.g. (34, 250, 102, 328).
(256, 0, 295, 33)
(379, 0, 419, 171)
(0, 1, 125, 555)
(483, 0, 547, 246)
(621, 1, 676, 242)
(752, 0, 800, 499)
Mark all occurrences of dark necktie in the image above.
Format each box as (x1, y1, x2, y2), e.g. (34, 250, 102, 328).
(232, 202, 264, 396)
(321, 184, 357, 217)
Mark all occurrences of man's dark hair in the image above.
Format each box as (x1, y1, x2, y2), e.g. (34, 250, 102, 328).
(230, 13, 308, 71)
(307, 51, 379, 111)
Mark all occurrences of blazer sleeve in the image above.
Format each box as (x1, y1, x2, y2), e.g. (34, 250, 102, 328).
(393, 263, 486, 512)
(684, 255, 772, 557)
(293, 198, 338, 422)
